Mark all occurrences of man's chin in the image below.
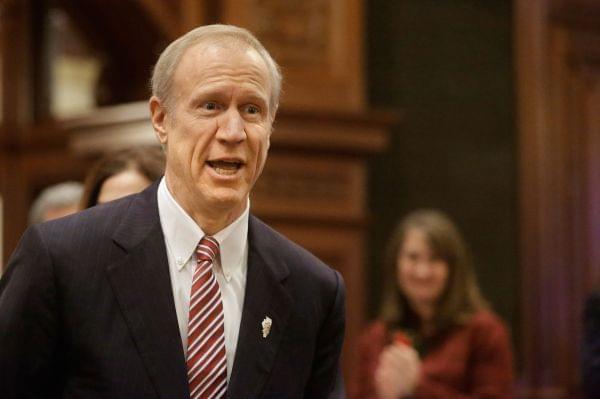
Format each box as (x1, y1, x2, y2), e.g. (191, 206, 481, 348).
(206, 189, 247, 211)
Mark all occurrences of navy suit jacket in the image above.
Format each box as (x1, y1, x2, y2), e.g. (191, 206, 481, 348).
(0, 182, 346, 398)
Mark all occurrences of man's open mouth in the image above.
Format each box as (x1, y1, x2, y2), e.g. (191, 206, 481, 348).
(207, 160, 243, 176)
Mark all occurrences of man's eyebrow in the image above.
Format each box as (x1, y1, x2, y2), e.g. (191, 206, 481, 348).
(241, 93, 268, 104)
(189, 87, 268, 103)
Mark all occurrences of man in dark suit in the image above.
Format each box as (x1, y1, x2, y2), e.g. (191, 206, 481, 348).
(0, 24, 345, 398)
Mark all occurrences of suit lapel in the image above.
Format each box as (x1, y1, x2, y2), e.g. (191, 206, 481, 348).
(106, 183, 189, 399)
(227, 216, 292, 398)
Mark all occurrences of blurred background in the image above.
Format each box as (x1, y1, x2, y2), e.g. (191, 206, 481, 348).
(0, 0, 598, 397)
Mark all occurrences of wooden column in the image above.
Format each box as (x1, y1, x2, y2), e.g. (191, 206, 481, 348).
(516, 0, 600, 397)
(0, 0, 91, 264)
(0, 0, 35, 265)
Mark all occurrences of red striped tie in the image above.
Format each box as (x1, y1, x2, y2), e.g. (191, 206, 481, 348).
(187, 236, 227, 399)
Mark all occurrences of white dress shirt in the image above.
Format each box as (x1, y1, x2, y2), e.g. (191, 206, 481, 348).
(157, 178, 248, 381)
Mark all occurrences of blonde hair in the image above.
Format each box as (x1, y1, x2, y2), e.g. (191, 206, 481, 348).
(150, 24, 282, 115)
(380, 209, 488, 334)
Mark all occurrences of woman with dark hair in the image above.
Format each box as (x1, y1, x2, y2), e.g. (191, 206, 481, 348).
(80, 146, 165, 209)
(350, 209, 514, 399)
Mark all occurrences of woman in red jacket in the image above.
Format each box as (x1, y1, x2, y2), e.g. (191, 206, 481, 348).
(351, 209, 514, 399)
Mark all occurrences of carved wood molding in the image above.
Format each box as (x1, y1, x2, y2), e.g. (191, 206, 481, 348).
(252, 153, 366, 223)
(221, 0, 365, 112)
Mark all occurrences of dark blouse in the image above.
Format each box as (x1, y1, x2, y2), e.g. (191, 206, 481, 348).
(350, 310, 514, 399)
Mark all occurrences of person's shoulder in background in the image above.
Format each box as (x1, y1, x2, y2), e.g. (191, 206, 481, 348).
(360, 320, 388, 342)
(349, 320, 389, 399)
(583, 290, 600, 399)
(469, 309, 509, 332)
(467, 309, 514, 358)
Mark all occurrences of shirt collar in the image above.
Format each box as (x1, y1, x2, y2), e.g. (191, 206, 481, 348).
(157, 177, 249, 273)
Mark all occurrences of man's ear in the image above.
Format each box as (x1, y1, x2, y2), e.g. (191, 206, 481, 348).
(149, 96, 168, 145)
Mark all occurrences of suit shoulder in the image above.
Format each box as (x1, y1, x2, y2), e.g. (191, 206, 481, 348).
(360, 320, 388, 342)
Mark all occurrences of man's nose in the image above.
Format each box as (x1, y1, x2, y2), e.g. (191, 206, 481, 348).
(217, 108, 246, 142)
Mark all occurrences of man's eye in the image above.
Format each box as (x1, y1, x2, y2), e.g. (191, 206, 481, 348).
(244, 104, 261, 114)
(202, 102, 219, 110)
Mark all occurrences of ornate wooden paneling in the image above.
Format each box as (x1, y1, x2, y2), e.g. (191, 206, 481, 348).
(221, 0, 365, 113)
(253, 154, 366, 222)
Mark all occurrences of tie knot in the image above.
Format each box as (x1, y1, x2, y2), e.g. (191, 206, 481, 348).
(196, 236, 219, 263)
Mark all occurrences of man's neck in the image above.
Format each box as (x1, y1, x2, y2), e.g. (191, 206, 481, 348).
(164, 177, 246, 235)
(194, 206, 244, 236)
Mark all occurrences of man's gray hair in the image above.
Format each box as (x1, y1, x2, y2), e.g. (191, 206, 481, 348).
(29, 181, 84, 225)
(151, 24, 282, 115)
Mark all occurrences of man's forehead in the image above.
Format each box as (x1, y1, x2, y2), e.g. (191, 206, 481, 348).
(171, 42, 267, 87)
(181, 41, 264, 68)
(172, 42, 271, 93)
(166, 39, 275, 112)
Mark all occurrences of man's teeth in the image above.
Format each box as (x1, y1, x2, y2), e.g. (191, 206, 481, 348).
(214, 166, 237, 175)
(209, 161, 240, 175)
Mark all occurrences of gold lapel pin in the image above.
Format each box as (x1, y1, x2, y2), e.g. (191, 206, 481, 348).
(261, 316, 272, 338)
